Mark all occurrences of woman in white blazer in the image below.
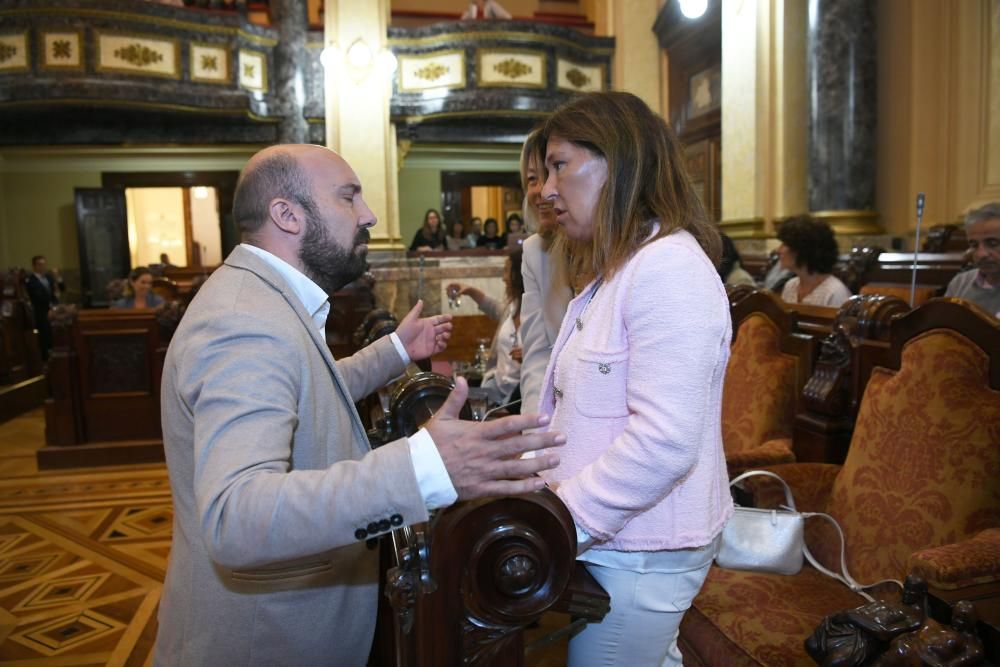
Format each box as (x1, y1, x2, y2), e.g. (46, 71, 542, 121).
(518, 129, 574, 416)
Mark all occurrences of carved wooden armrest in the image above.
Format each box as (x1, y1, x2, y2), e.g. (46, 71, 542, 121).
(743, 462, 841, 513)
(909, 528, 1000, 590)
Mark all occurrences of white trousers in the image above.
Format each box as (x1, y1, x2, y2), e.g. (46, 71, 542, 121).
(566, 548, 715, 667)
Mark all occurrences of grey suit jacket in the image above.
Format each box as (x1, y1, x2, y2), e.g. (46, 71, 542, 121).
(155, 245, 428, 666)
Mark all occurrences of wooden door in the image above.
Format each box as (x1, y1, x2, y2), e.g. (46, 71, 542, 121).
(74, 188, 130, 308)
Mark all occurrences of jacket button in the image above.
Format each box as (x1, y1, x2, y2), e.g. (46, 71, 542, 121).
(367, 522, 379, 535)
(378, 519, 391, 532)
(354, 528, 367, 541)
(390, 514, 403, 526)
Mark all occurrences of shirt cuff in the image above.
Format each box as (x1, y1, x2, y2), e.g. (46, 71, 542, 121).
(408, 428, 458, 510)
(389, 332, 411, 366)
(575, 523, 597, 556)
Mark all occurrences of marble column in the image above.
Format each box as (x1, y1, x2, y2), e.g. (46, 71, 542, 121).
(807, 0, 878, 233)
(272, 0, 309, 144)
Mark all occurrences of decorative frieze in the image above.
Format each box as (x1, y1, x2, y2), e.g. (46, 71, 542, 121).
(190, 42, 229, 83)
(238, 49, 267, 92)
(398, 50, 465, 92)
(0, 32, 29, 72)
(41, 31, 83, 70)
(97, 32, 179, 78)
(478, 50, 545, 88)
(556, 58, 603, 92)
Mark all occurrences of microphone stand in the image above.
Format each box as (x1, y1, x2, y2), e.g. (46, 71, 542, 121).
(910, 193, 926, 307)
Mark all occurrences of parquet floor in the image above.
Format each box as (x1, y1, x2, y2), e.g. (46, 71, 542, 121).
(0, 411, 167, 666)
(0, 410, 571, 666)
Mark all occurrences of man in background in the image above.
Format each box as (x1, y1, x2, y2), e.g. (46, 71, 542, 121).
(945, 202, 1000, 318)
(23, 255, 63, 360)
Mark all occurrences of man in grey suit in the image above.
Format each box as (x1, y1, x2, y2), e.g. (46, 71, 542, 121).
(155, 144, 563, 666)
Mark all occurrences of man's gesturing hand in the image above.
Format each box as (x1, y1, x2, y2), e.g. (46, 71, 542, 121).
(426, 377, 563, 500)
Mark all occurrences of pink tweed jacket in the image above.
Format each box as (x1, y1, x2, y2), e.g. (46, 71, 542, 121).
(540, 229, 734, 551)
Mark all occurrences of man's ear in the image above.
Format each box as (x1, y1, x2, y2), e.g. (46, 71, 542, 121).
(267, 197, 304, 235)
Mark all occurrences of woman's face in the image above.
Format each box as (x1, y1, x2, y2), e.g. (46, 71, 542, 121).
(542, 135, 607, 242)
(133, 273, 153, 297)
(451, 222, 464, 238)
(485, 221, 498, 237)
(508, 218, 522, 233)
(777, 243, 797, 271)
(426, 211, 440, 230)
(525, 155, 557, 232)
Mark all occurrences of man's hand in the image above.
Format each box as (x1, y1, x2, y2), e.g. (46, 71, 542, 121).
(426, 377, 563, 500)
(396, 299, 453, 361)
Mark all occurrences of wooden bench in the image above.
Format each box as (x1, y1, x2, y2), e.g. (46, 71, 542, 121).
(39, 306, 180, 469)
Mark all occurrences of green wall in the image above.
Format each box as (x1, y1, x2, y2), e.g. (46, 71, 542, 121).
(1, 170, 100, 272)
(398, 167, 444, 247)
(0, 147, 255, 301)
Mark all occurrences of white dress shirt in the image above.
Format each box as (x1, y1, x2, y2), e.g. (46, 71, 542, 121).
(240, 244, 457, 509)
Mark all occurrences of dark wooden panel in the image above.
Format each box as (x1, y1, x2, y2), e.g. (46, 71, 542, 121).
(75, 188, 130, 308)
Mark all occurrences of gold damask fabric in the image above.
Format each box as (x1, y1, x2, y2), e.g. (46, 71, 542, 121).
(682, 328, 1000, 666)
(722, 314, 797, 476)
(827, 329, 1000, 585)
(908, 527, 1000, 589)
(681, 566, 866, 667)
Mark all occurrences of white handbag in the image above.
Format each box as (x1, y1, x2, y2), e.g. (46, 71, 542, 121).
(716, 470, 902, 602)
(716, 470, 805, 575)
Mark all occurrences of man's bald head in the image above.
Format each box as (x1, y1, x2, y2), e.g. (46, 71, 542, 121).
(233, 145, 325, 237)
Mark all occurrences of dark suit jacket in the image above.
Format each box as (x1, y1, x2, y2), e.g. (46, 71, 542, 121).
(24, 272, 61, 317)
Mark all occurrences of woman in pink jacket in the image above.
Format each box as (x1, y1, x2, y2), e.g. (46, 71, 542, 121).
(538, 91, 734, 666)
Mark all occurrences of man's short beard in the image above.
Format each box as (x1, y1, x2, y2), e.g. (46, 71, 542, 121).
(297, 198, 369, 295)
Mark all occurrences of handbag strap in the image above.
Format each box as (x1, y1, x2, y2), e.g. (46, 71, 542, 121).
(729, 470, 903, 602)
(800, 512, 903, 604)
(729, 470, 797, 512)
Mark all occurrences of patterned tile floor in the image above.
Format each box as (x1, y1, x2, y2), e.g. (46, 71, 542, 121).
(0, 410, 571, 666)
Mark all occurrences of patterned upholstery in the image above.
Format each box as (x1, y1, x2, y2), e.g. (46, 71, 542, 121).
(908, 527, 1000, 589)
(722, 314, 797, 476)
(682, 327, 1000, 666)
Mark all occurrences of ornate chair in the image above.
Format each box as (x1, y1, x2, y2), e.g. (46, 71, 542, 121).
(721, 287, 814, 477)
(680, 298, 1000, 666)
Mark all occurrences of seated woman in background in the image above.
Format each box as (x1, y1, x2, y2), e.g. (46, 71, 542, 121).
(446, 248, 524, 410)
(476, 218, 505, 249)
(114, 266, 164, 309)
(409, 208, 446, 251)
(777, 215, 852, 307)
(718, 233, 756, 286)
(444, 219, 469, 251)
